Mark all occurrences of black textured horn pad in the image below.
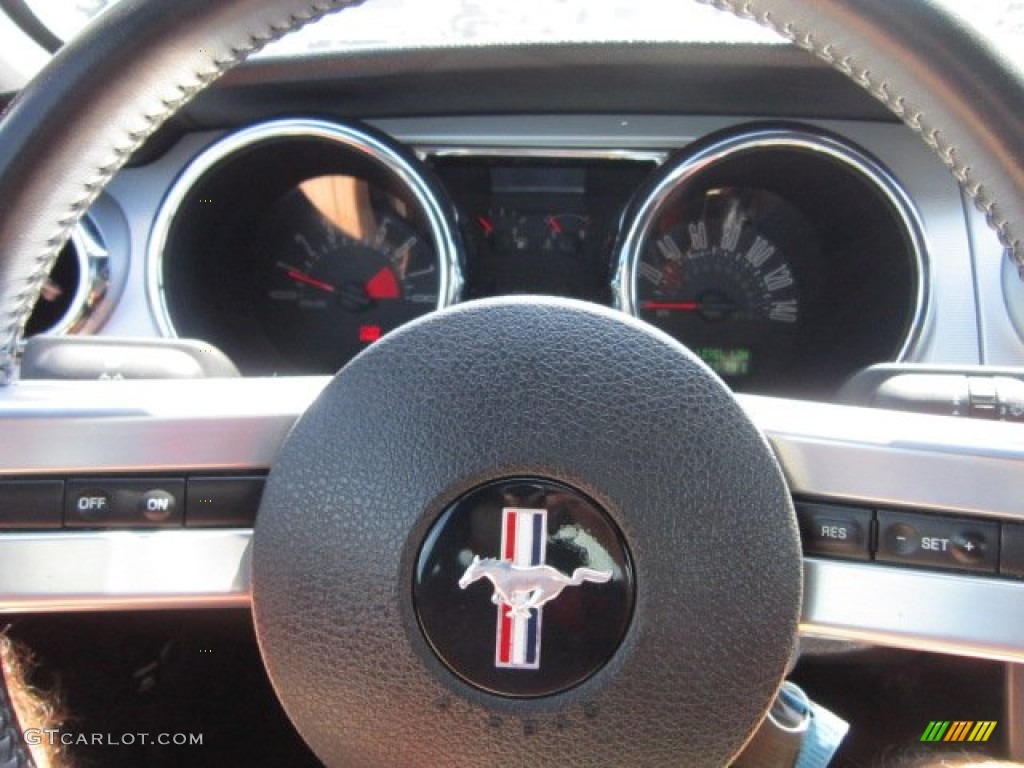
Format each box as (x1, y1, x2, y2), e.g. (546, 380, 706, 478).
(253, 296, 801, 768)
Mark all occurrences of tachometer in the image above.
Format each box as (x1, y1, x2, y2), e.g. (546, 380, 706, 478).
(150, 119, 463, 374)
(257, 177, 441, 370)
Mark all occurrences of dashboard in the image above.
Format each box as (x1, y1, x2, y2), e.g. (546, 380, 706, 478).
(26, 39, 1003, 404)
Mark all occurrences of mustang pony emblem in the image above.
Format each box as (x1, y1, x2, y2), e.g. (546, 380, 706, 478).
(459, 556, 612, 618)
(458, 507, 612, 669)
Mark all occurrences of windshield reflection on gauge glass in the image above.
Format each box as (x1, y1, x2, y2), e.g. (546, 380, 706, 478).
(257, 175, 440, 371)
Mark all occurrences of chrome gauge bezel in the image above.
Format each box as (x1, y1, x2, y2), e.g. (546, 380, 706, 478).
(611, 127, 930, 363)
(146, 117, 464, 340)
(25, 220, 110, 338)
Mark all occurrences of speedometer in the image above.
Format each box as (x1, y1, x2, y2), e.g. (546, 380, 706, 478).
(615, 125, 927, 396)
(636, 187, 802, 384)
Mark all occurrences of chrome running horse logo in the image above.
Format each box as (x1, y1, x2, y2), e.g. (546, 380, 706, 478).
(459, 556, 612, 618)
(458, 507, 612, 669)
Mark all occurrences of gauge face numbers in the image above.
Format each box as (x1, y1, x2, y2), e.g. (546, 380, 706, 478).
(257, 175, 440, 372)
(636, 188, 801, 387)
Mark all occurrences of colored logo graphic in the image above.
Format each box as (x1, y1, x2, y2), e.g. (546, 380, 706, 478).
(920, 721, 997, 743)
(457, 507, 611, 670)
(414, 478, 633, 697)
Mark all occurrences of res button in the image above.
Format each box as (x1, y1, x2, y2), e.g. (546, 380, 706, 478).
(795, 502, 872, 560)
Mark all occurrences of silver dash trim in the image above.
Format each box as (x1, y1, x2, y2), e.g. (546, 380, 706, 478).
(2, 380, 1022, 519)
(417, 145, 669, 164)
(0, 529, 252, 613)
(800, 558, 1024, 664)
(2, 530, 1024, 665)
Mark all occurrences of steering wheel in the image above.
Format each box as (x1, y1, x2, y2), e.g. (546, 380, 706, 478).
(0, 1, 1021, 766)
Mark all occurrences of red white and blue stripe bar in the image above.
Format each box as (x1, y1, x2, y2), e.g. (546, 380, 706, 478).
(496, 507, 547, 669)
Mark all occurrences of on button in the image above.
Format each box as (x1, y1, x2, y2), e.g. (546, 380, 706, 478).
(140, 490, 176, 522)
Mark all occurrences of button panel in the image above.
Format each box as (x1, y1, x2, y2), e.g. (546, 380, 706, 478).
(2, 479, 1024, 584)
(66, 479, 185, 528)
(876, 510, 998, 574)
(0, 475, 268, 530)
(795, 500, 1017, 578)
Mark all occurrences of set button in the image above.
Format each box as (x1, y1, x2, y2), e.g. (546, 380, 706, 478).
(875, 510, 997, 574)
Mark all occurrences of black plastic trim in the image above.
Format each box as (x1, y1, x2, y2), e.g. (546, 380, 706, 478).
(181, 43, 894, 128)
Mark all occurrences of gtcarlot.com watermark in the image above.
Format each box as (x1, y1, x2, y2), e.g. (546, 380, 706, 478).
(24, 729, 203, 747)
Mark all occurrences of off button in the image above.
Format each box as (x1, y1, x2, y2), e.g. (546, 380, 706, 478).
(73, 489, 111, 522)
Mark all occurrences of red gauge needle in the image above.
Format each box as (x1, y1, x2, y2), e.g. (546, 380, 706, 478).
(641, 301, 699, 311)
(287, 271, 335, 292)
(278, 263, 336, 293)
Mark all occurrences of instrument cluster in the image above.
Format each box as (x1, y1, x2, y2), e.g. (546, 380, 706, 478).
(150, 118, 925, 397)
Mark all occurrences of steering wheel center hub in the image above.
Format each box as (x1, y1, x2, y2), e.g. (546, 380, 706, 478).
(252, 297, 801, 767)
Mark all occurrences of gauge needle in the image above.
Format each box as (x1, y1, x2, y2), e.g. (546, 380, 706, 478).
(641, 301, 699, 311)
(278, 262, 336, 293)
